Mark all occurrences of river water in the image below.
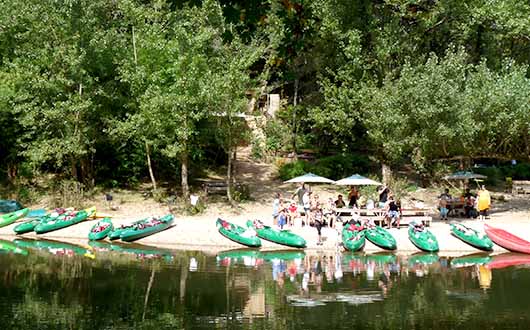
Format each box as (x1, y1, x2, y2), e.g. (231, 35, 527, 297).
(1, 238, 530, 329)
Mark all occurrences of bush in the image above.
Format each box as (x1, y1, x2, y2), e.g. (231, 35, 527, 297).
(278, 154, 373, 181)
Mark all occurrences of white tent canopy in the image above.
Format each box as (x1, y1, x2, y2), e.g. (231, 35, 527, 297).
(334, 174, 381, 186)
(284, 173, 334, 184)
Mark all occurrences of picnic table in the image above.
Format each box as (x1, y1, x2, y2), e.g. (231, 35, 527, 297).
(335, 207, 432, 227)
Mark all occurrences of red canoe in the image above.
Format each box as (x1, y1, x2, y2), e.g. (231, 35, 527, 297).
(484, 224, 530, 254)
(487, 253, 530, 269)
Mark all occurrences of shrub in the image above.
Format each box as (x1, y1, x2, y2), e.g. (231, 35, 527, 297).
(278, 160, 310, 181)
(278, 154, 373, 181)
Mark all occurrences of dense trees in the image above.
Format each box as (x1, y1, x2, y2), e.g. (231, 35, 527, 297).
(0, 0, 529, 196)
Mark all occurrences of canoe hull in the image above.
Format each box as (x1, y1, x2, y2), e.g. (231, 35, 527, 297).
(217, 219, 261, 248)
(485, 224, 530, 254)
(34, 208, 95, 234)
(408, 227, 439, 252)
(0, 208, 30, 228)
(450, 223, 493, 251)
(365, 226, 397, 251)
(120, 215, 174, 242)
(341, 225, 366, 252)
(246, 220, 306, 248)
(88, 218, 114, 240)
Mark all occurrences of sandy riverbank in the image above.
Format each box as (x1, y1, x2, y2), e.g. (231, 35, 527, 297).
(1, 207, 529, 256)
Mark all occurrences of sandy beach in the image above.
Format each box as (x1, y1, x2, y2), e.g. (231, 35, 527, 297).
(1, 188, 529, 256)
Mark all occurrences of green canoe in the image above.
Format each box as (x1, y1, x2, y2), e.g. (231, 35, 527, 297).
(0, 239, 29, 255)
(341, 223, 366, 252)
(365, 226, 397, 250)
(14, 210, 62, 234)
(88, 217, 114, 241)
(408, 253, 440, 266)
(120, 214, 174, 242)
(408, 225, 439, 252)
(450, 223, 493, 251)
(109, 218, 150, 240)
(259, 250, 306, 261)
(0, 208, 29, 228)
(450, 253, 492, 268)
(34, 207, 96, 234)
(217, 218, 262, 248)
(246, 220, 306, 248)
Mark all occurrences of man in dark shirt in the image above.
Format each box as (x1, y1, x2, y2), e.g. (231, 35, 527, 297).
(378, 185, 389, 208)
(335, 194, 346, 208)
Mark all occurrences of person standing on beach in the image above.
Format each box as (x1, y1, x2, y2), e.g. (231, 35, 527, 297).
(378, 185, 390, 208)
(477, 185, 491, 220)
(302, 190, 311, 227)
(272, 193, 281, 225)
(292, 183, 307, 206)
(348, 186, 359, 208)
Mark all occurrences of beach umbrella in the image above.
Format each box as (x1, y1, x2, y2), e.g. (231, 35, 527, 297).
(444, 171, 487, 180)
(334, 174, 381, 186)
(284, 173, 334, 184)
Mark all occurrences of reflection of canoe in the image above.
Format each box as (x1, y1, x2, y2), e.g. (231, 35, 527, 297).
(120, 214, 174, 242)
(259, 250, 305, 261)
(408, 226, 439, 252)
(216, 218, 261, 247)
(0, 208, 29, 228)
(109, 242, 173, 258)
(450, 253, 492, 268)
(88, 217, 114, 241)
(486, 253, 530, 269)
(34, 207, 96, 234)
(88, 240, 113, 251)
(484, 224, 530, 254)
(217, 248, 260, 260)
(0, 239, 29, 255)
(14, 238, 94, 258)
(341, 224, 366, 252)
(450, 223, 493, 251)
(408, 253, 439, 265)
(365, 226, 396, 250)
(246, 220, 306, 248)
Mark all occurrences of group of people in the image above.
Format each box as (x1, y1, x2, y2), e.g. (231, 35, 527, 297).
(438, 185, 491, 221)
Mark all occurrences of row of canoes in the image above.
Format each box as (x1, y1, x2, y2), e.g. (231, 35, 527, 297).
(5, 206, 174, 243)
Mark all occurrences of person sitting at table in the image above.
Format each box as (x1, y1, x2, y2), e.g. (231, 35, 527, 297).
(335, 194, 346, 208)
(348, 186, 360, 208)
(323, 197, 337, 228)
(463, 188, 477, 218)
(438, 188, 452, 221)
(385, 195, 401, 229)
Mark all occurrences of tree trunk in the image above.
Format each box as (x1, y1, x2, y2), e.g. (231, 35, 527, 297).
(227, 146, 233, 203)
(292, 78, 299, 158)
(145, 141, 157, 191)
(179, 262, 188, 302)
(381, 163, 392, 185)
(70, 156, 78, 180)
(181, 152, 190, 200)
(7, 163, 17, 184)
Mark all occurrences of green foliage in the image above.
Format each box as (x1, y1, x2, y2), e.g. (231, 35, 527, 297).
(278, 154, 372, 181)
(51, 180, 86, 209)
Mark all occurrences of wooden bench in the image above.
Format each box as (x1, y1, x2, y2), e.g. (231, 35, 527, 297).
(372, 216, 432, 227)
(202, 181, 228, 195)
(512, 180, 530, 194)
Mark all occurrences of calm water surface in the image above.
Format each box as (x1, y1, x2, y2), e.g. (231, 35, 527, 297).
(1, 239, 530, 329)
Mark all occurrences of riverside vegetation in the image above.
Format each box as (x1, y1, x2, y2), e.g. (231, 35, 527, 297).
(0, 0, 529, 206)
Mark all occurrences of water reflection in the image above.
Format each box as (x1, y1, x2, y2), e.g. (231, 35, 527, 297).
(1, 238, 530, 329)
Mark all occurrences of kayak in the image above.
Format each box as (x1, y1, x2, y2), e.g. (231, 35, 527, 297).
(120, 214, 174, 242)
(246, 220, 306, 248)
(259, 250, 305, 261)
(341, 223, 366, 252)
(450, 223, 493, 251)
(484, 224, 530, 254)
(408, 253, 439, 266)
(109, 218, 150, 240)
(487, 253, 530, 269)
(408, 225, 439, 252)
(217, 218, 262, 248)
(365, 226, 397, 250)
(88, 217, 114, 241)
(0, 239, 29, 255)
(0, 208, 29, 228)
(14, 208, 73, 234)
(34, 207, 96, 234)
(450, 253, 492, 268)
